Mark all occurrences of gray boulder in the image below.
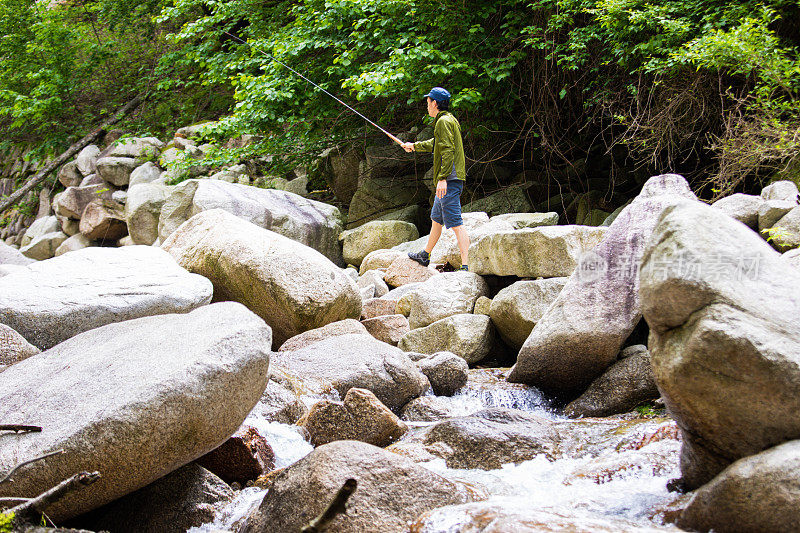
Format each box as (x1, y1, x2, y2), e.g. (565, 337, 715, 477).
(0, 246, 213, 349)
(78, 199, 127, 241)
(20, 215, 60, 247)
(402, 272, 489, 329)
(125, 183, 170, 245)
(0, 302, 270, 521)
(417, 351, 469, 396)
(103, 136, 164, 159)
(75, 144, 101, 176)
(54, 233, 93, 256)
(96, 156, 139, 186)
(162, 209, 360, 347)
(72, 463, 233, 533)
(422, 408, 558, 469)
(357, 269, 389, 298)
(462, 183, 533, 216)
(57, 161, 82, 188)
(240, 440, 471, 533)
(342, 220, 419, 267)
(489, 277, 568, 350)
(398, 314, 494, 364)
(383, 256, 437, 287)
(361, 314, 409, 346)
(758, 199, 796, 232)
(509, 174, 697, 397)
(761, 180, 799, 202)
(271, 333, 428, 411)
(469, 225, 607, 277)
(564, 345, 659, 418)
(770, 205, 800, 252)
(54, 185, 114, 219)
(640, 200, 800, 489)
(678, 440, 800, 533)
(359, 249, 404, 274)
(158, 179, 344, 264)
(128, 161, 163, 187)
(490, 211, 559, 229)
(711, 193, 763, 229)
(0, 241, 34, 265)
(249, 378, 308, 425)
(298, 388, 407, 447)
(0, 323, 39, 369)
(19, 231, 68, 260)
(278, 319, 369, 352)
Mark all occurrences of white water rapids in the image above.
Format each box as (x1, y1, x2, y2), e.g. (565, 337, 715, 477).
(189, 370, 683, 532)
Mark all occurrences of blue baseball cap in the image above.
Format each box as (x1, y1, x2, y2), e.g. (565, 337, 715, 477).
(425, 87, 451, 102)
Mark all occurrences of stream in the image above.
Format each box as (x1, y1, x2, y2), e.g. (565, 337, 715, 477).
(189, 369, 683, 532)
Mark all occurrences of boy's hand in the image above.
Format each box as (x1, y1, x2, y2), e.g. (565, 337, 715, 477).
(436, 180, 447, 198)
(401, 142, 415, 153)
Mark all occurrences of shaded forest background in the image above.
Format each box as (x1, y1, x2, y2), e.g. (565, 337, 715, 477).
(1, 0, 799, 223)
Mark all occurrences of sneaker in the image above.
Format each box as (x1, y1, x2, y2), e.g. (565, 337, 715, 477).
(408, 250, 430, 267)
(458, 264, 469, 272)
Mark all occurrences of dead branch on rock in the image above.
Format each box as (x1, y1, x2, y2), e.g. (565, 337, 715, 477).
(0, 425, 42, 434)
(0, 95, 145, 213)
(0, 450, 64, 485)
(7, 471, 100, 524)
(301, 478, 357, 533)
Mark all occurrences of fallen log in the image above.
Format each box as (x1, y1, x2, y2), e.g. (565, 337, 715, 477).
(0, 96, 144, 214)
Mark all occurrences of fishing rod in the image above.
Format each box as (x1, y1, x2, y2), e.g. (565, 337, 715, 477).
(223, 31, 404, 146)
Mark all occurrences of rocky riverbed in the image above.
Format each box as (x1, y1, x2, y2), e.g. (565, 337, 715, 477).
(2, 126, 800, 533)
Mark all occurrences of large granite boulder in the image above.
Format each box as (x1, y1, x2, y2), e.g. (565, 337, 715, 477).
(162, 209, 360, 347)
(125, 183, 170, 245)
(95, 156, 139, 186)
(158, 179, 344, 264)
(0, 241, 34, 265)
(469, 225, 607, 277)
(54, 185, 114, 219)
(383, 256, 437, 287)
(0, 323, 39, 370)
(421, 408, 559, 469)
(640, 200, 800, 489)
(57, 160, 82, 188)
(341, 220, 419, 267)
(0, 302, 271, 521)
(462, 183, 533, 216)
(240, 440, 472, 533)
(361, 314, 409, 346)
(128, 161, 164, 187)
(271, 333, 428, 411)
(277, 319, 369, 352)
(761, 180, 799, 202)
(298, 388, 408, 447)
(509, 174, 697, 398)
(678, 440, 800, 533)
(393, 212, 496, 268)
(398, 314, 494, 364)
(358, 249, 404, 274)
(564, 345, 659, 418)
(54, 233, 93, 257)
(416, 351, 469, 396)
(489, 277, 568, 350)
(769, 205, 800, 252)
(491, 211, 559, 229)
(102, 136, 164, 159)
(79, 199, 127, 241)
(70, 463, 233, 533)
(401, 272, 489, 329)
(0, 246, 213, 349)
(711, 193, 763, 230)
(75, 145, 101, 177)
(19, 231, 68, 260)
(20, 215, 60, 247)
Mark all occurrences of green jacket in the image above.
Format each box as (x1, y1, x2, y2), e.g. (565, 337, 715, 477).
(413, 111, 466, 183)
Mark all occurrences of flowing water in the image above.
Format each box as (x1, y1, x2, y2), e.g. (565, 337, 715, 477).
(190, 369, 683, 532)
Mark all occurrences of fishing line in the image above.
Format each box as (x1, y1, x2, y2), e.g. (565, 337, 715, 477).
(223, 31, 403, 146)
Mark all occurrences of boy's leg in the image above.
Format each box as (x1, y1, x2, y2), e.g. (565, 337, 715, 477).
(425, 221, 443, 254)
(451, 224, 470, 268)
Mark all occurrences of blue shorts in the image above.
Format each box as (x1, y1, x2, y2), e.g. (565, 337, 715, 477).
(431, 178, 464, 229)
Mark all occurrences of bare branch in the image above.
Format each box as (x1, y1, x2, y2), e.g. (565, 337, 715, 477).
(0, 425, 42, 434)
(0, 450, 65, 485)
(8, 471, 101, 524)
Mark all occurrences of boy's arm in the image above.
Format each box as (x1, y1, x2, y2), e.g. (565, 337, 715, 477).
(413, 137, 434, 152)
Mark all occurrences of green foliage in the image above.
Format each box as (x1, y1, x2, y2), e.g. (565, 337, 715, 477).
(0, 511, 14, 533)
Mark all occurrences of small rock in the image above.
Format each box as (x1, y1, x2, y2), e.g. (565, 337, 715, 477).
(417, 351, 469, 396)
(398, 314, 495, 364)
(358, 269, 389, 297)
(361, 314, 409, 346)
(359, 249, 404, 274)
(711, 193, 764, 230)
(197, 425, 276, 484)
(361, 297, 399, 319)
(0, 323, 39, 369)
(383, 256, 437, 287)
(490, 212, 559, 229)
(473, 296, 492, 315)
(298, 388, 407, 447)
